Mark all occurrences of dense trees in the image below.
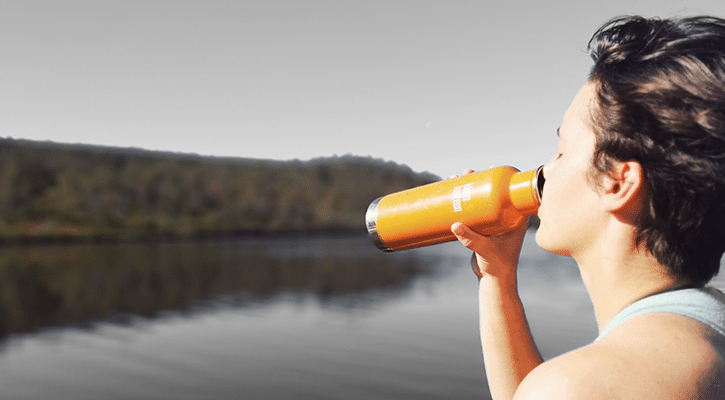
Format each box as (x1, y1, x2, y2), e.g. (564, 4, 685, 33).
(0, 138, 439, 242)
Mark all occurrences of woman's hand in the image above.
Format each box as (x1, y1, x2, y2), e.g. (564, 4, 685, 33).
(447, 168, 528, 281)
(451, 219, 528, 281)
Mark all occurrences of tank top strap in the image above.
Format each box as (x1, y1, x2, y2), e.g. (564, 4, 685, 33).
(595, 287, 725, 341)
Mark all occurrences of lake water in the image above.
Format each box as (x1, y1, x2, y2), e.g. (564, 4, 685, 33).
(0, 232, 722, 399)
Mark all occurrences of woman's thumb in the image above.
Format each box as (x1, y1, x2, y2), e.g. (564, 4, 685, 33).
(451, 222, 479, 250)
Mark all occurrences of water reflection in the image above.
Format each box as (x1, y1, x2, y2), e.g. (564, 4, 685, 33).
(0, 233, 722, 400)
(0, 233, 436, 341)
(0, 234, 486, 400)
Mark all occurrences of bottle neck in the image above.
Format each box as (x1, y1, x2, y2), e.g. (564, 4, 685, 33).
(508, 166, 544, 216)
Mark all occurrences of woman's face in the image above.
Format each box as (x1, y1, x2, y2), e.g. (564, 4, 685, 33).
(535, 83, 606, 258)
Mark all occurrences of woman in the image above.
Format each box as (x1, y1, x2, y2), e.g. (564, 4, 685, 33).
(452, 15, 725, 399)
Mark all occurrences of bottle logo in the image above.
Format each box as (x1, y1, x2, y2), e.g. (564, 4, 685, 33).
(452, 183, 473, 212)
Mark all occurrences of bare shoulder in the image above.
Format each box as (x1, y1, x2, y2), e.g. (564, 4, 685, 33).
(512, 342, 627, 400)
(514, 313, 725, 400)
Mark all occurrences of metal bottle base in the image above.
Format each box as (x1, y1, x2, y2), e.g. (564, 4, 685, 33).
(365, 197, 392, 252)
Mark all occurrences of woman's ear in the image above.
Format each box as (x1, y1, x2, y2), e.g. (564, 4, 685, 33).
(600, 161, 646, 217)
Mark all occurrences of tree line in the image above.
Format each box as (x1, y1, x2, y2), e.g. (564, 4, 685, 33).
(0, 138, 439, 242)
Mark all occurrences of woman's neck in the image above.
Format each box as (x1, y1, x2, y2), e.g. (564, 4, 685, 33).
(575, 237, 690, 331)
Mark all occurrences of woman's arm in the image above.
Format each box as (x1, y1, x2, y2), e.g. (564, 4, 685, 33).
(452, 222, 543, 400)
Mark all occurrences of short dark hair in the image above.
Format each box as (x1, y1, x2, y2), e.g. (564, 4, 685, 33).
(587, 15, 725, 286)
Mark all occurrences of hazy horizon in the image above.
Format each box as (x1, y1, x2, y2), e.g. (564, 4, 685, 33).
(3, 0, 725, 178)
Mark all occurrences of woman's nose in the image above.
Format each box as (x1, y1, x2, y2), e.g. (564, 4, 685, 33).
(542, 158, 554, 178)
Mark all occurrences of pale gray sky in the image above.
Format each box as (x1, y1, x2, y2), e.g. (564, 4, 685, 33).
(2, 0, 725, 178)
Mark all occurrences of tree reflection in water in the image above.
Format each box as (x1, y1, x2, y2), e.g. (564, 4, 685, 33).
(0, 233, 437, 342)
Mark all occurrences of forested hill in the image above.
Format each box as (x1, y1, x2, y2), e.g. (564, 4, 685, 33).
(0, 138, 439, 243)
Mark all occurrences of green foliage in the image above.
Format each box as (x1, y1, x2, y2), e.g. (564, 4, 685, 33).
(0, 138, 439, 242)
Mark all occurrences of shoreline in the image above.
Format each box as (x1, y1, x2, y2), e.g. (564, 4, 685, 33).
(0, 227, 370, 247)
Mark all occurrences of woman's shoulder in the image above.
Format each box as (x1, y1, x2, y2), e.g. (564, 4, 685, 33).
(515, 313, 725, 399)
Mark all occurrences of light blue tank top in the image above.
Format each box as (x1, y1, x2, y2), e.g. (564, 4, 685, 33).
(596, 287, 725, 342)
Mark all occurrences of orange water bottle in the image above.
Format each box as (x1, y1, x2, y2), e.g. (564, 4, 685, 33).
(366, 166, 544, 252)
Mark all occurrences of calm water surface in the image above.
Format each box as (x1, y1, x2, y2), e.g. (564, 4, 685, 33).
(0, 232, 722, 399)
